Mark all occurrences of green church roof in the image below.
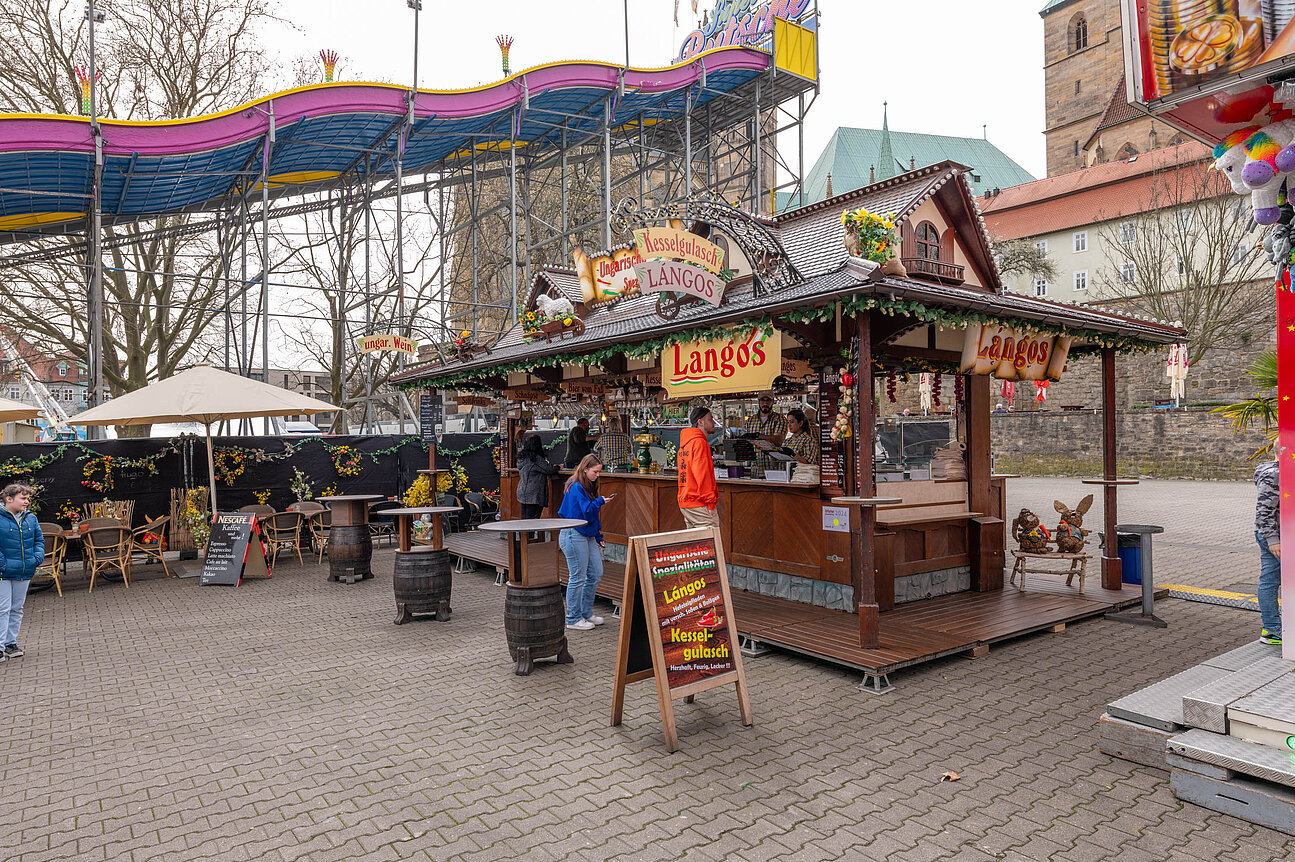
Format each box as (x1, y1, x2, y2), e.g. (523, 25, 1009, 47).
(781, 126, 1036, 210)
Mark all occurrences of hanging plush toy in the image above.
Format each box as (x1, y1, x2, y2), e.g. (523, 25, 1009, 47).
(1213, 120, 1295, 225)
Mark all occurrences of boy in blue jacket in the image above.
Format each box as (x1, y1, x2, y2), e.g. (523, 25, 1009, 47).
(0, 483, 45, 661)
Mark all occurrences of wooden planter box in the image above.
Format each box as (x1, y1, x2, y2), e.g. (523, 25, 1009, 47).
(525, 319, 584, 343)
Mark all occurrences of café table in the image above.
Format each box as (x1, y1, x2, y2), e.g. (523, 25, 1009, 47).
(317, 494, 385, 584)
(478, 518, 586, 676)
(383, 506, 462, 624)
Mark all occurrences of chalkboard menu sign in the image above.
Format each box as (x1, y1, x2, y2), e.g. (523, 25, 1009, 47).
(199, 513, 270, 587)
(419, 393, 443, 443)
(818, 365, 848, 497)
(611, 527, 752, 752)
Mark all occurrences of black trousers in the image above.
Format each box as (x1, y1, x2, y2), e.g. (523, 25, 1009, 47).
(519, 503, 544, 520)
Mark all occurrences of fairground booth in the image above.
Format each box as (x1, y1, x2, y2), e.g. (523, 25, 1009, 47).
(397, 159, 1186, 689)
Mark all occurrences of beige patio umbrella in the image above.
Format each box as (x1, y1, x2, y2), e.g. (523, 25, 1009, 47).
(66, 365, 341, 511)
(0, 395, 40, 423)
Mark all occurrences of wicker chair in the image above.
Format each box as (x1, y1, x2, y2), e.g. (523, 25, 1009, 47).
(238, 504, 275, 517)
(307, 510, 331, 562)
(263, 512, 304, 566)
(83, 526, 132, 592)
(84, 500, 134, 523)
(130, 515, 172, 577)
(287, 501, 325, 515)
(34, 524, 67, 597)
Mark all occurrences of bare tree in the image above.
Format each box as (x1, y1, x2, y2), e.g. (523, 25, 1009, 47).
(990, 236, 1058, 281)
(0, 0, 285, 433)
(1095, 158, 1271, 363)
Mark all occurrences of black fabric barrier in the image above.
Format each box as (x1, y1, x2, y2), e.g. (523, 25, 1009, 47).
(0, 433, 502, 528)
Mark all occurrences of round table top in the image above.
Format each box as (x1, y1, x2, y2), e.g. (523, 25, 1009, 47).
(831, 496, 903, 506)
(317, 494, 386, 502)
(380, 506, 463, 516)
(1115, 524, 1165, 535)
(1080, 479, 1140, 486)
(478, 518, 586, 533)
(417, 468, 451, 474)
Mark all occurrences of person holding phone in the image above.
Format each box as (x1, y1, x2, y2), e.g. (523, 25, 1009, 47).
(557, 454, 611, 631)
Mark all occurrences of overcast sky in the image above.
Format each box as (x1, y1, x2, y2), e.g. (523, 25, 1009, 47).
(269, 0, 1049, 179)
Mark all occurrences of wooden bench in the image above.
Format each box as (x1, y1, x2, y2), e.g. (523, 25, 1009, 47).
(1009, 550, 1088, 594)
(876, 499, 982, 529)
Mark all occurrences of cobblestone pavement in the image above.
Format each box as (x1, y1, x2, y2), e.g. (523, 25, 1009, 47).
(3, 479, 1291, 862)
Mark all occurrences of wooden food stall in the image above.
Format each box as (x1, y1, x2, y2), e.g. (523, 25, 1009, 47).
(396, 162, 1184, 687)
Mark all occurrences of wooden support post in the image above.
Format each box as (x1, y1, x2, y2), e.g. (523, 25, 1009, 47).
(854, 313, 879, 649)
(1101, 348, 1123, 589)
(964, 374, 1004, 592)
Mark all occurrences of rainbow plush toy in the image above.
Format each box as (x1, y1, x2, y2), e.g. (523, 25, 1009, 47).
(1214, 119, 1295, 224)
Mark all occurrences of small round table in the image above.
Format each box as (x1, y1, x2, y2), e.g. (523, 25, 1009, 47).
(317, 495, 385, 584)
(478, 518, 586, 676)
(382, 506, 463, 624)
(1106, 524, 1167, 629)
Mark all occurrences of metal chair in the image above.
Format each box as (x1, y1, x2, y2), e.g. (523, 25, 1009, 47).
(130, 515, 172, 577)
(308, 510, 331, 562)
(263, 512, 304, 566)
(83, 526, 132, 592)
(368, 500, 402, 547)
(34, 524, 66, 596)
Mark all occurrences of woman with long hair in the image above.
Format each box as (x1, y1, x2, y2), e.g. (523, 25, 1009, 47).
(556, 453, 614, 631)
(516, 433, 559, 520)
(782, 408, 819, 464)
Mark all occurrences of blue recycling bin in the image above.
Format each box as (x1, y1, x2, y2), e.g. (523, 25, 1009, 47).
(1101, 531, 1144, 585)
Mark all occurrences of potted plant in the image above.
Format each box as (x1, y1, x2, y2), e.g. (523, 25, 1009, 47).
(841, 208, 906, 276)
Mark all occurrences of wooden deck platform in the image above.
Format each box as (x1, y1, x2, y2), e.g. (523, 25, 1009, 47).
(444, 530, 1157, 678)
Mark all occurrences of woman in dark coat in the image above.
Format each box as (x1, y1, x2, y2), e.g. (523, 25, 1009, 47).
(516, 434, 560, 520)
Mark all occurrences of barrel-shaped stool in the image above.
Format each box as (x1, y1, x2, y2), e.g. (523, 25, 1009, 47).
(393, 547, 452, 623)
(328, 524, 373, 583)
(503, 584, 573, 675)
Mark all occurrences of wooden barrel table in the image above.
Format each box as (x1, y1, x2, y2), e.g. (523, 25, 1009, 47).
(393, 547, 452, 623)
(478, 518, 586, 676)
(317, 495, 384, 584)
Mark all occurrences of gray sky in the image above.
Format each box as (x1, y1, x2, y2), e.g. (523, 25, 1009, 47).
(270, 0, 1049, 180)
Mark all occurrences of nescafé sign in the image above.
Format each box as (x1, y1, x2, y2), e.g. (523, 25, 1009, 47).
(661, 326, 781, 397)
(958, 324, 1071, 382)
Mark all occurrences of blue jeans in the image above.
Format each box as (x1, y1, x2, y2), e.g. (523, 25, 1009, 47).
(0, 578, 31, 646)
(1256, 532, 1283, 637)
(559, 529, 603, 624)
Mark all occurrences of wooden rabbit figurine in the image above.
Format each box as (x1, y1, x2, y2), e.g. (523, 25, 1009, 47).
(1053, 495, 1093, 553)
(1011, 508, 1051, 553)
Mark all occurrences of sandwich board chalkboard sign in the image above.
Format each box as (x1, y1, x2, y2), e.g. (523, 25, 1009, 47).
(199, 513, 271, 587)
(611, 527, 752, 752)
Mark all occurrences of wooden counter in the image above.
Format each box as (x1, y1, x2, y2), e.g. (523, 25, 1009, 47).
(498, 471, 1007, 611)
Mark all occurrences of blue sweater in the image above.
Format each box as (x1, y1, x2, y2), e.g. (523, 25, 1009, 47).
(557, 481, 604, 542)
(0, 509, 45, 580)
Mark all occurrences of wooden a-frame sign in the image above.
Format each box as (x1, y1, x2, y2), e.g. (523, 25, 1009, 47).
(611, 527, 752, 752)
(199, 512, 272, 587)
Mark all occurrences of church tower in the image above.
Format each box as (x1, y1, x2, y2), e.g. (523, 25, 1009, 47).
(1040, 0, 1175, 176)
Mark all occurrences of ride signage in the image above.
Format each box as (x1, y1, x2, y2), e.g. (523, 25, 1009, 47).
(958, 324, 1071, 382)
(661, 326, 781, 398)
(611, 527, 752, 752)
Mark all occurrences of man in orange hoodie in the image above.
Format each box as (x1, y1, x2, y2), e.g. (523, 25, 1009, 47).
(678, 405, 719, 530)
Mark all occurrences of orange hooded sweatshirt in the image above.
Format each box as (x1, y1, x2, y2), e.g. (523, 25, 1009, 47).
(677, 427, 718, 510)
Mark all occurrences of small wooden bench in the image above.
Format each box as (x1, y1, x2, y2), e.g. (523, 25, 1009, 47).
(1009, 550, 1088, 594)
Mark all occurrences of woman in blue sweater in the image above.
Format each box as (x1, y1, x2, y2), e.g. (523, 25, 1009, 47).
(0, 483, 44, 662)
(557, 454, 615, 630)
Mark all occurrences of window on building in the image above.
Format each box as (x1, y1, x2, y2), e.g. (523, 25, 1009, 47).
(916, 222, 941, 259)
(1117, 143, 1138, 161)
(1033, 277, 1048, 297)
(1071, 15, 1088, 53)
(1074, 270, 1088, 291)
(1073, 140, 1080, 158)
(1231, 241, 1250, 266)
(1175, 254, 1186, 277)
(7, 387, 19, 400)
(1120, 262, 1136, 283)
(1073, 231, 1087, 252)
(1119, 222, 1136, 243)
(56, 362, 68, 377)
(1075, 80, 1081, 95)
(1231, 198, 1250, 224)
(62, 388, 75, 402)
(1034, 239, 1048, 254)
(1174, 209, 1193, 232)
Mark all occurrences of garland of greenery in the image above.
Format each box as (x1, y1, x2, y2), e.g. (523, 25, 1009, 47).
(399, 291, 1166, 393)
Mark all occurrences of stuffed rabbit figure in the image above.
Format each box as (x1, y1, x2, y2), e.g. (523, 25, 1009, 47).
(1053, 495, 1093, 553)
(1012, 508, 1051, 553)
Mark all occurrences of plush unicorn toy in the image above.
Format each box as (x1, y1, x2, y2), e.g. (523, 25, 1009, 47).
(1214, 126, 1262, 195)
(1214, 121, 1295, 225)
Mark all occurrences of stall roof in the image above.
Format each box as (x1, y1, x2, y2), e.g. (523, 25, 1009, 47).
(0, 46, 783, 241)
(398, 161, 1185, 387)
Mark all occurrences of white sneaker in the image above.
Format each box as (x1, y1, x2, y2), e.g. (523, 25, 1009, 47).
(566, 619, 595, 631)
(585, 615, 605, 626)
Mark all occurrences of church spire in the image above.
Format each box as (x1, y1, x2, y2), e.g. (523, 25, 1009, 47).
(876, 101, 896, 181)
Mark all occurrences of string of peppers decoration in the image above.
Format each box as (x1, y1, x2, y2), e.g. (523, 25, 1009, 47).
(932, 372, 942, 408)
(830, 340, 858, 442)
(954, 374, 964, 407)
(886, 370, 897, 403)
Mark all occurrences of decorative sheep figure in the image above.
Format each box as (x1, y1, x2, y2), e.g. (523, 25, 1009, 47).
(1053, 494, 1093, 554)
(1011, 508, 1051, 554)
(534, 293, 575, 321)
